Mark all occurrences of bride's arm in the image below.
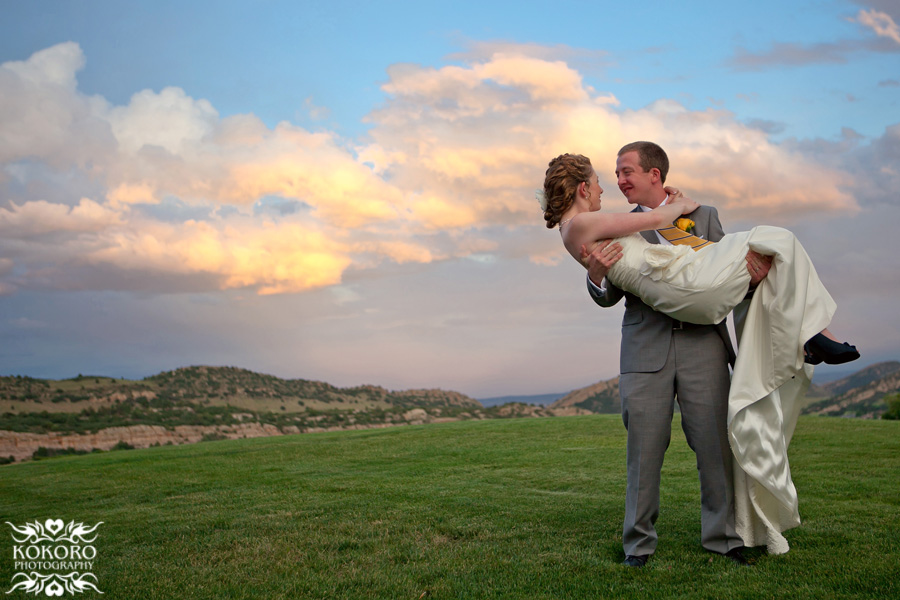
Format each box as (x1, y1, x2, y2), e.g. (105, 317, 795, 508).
(563, 200, 694, 256)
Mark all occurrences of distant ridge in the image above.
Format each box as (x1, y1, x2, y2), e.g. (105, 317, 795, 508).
(0, 366, 487, 463)
(3, 361, 898, 464)
(814, 361, 900, 397)
(803, 361, 900, 418)
(0, 366, 589, 463)
(548, 378, 620, 414)
(544, 361, 900, 419)
(0, 365, 483, 415)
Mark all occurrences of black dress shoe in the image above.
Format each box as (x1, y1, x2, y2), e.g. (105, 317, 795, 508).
(623, 554, 649, 567)
(804, 333, 860, 365)
(803, 344, 824, 365)
(724, 547, 749, 566)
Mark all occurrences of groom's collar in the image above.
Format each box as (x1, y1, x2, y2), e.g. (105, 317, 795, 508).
(638, 195, 670, 212)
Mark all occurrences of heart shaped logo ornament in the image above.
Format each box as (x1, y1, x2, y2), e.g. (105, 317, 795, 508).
(44, 519, 64, 536)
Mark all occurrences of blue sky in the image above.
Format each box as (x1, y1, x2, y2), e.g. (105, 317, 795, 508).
(1, 0, 898, 397)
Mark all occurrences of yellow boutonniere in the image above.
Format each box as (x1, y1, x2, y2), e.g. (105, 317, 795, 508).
(675, 218, 695, 233)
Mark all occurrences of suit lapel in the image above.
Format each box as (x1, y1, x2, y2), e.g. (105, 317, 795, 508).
(633, 206, 660, 244)
(689, 208, 709, 241)
(640, 229, 659, 244)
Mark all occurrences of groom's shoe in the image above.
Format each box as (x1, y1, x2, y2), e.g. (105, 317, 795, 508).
(724, 547, 749, 566)
(623, 554, 649, 568)
(804, 333, 860, 365)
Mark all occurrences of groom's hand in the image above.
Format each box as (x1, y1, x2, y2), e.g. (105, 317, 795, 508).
(746, 251, 772, 286)
(581, 240, 623, 286)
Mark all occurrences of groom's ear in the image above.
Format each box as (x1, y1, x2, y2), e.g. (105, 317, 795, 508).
(649, 168, 661, 183)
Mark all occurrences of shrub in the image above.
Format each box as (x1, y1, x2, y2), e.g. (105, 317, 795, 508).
(32, 447, 90, 460)
(882, 393, 900, 420)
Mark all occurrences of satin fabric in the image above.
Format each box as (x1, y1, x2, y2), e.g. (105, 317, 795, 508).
(607, 226, 836, 553)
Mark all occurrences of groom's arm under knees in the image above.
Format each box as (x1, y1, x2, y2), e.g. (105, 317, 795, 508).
(746, 251, 773, 293)
(582, 240, 624, 306)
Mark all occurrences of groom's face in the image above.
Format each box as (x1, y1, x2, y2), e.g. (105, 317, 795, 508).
(616, 151, 658, 207)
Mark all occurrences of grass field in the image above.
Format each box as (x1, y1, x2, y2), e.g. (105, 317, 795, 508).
(1, 415, 897, 599)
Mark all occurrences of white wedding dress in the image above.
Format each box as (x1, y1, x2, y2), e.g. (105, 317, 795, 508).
(607, 225, 836, 554)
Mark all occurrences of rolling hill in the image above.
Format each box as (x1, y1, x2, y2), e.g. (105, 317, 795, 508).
(802, 361, 900, 418)
(3, 361, 898, 464)
(547, 361, 900, 419)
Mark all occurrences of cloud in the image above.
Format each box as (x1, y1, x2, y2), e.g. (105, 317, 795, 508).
(107, 87, 219, 155)
(449, 40, 613, 68)
(302, 96, 330, 121)
(366, 57, 856, 234)
(3, 40, 83, 88)
(0, 42, 114, 170)
(0, 198, 122, 237)
(2, 205, 358, 295)
(856, 9, 900, 44)
(215, 123, 403, 226)
(727, 41, 855, 70)
(743, 118, 786, 135)
(0, 42, 867, 297)
(726, 9, 900, 71)
(780, 123, 900, 209)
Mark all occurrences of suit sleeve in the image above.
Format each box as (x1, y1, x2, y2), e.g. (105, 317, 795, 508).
(586, 273, 625, 307)
(705, 205, 726, 242)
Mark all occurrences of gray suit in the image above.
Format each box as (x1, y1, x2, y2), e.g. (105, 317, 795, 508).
(588, 205, 744, 556)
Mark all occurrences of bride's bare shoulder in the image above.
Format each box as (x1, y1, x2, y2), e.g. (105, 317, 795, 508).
(566, 211, 606, 232)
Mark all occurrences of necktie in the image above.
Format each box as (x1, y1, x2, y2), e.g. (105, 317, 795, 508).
(656, 225, 715, 250)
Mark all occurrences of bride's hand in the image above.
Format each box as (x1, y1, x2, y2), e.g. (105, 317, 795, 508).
(676, 198, 699, 214)
(664, 186, 683, 200)
(666, 187, 699, 215)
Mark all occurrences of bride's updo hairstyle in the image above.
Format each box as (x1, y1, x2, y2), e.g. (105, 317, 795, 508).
(542, 153, 594, 229)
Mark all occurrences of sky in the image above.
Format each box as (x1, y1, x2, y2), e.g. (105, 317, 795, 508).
(1, 0, 898, 398)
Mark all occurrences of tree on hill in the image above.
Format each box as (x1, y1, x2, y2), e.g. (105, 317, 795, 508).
(882, 393, 900, 420)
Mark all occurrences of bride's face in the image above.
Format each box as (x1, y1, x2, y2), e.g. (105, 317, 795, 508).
(585, 170, 604, 211)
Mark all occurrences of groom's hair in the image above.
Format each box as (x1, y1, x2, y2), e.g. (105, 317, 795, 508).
(618, 141, 669, 184)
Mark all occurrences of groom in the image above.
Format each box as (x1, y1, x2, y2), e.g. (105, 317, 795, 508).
(582, 141, 770, 567)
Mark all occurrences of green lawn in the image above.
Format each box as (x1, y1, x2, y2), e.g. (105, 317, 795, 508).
(1, 415, 897, 599)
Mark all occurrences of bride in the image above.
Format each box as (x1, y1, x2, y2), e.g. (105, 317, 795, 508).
(541, 152, 858, 555)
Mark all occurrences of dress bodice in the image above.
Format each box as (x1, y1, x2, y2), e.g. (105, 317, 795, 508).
(604, 231, 752, 326)
(607, 233, 694, 290)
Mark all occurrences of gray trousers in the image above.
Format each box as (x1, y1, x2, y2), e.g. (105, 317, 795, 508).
(619, 327, 743, 556)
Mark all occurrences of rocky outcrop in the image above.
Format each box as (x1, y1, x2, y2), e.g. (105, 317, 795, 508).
(494, 403, 566, 418)
(0, 423, 285, 463)
(402, 408, 429, 424)
(545, 405, 594, 417)
(550, 378, 620, 414)
(0, 407, 489, 463)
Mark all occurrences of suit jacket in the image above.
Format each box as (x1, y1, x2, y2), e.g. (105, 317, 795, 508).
(587, 204, 737, 373)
